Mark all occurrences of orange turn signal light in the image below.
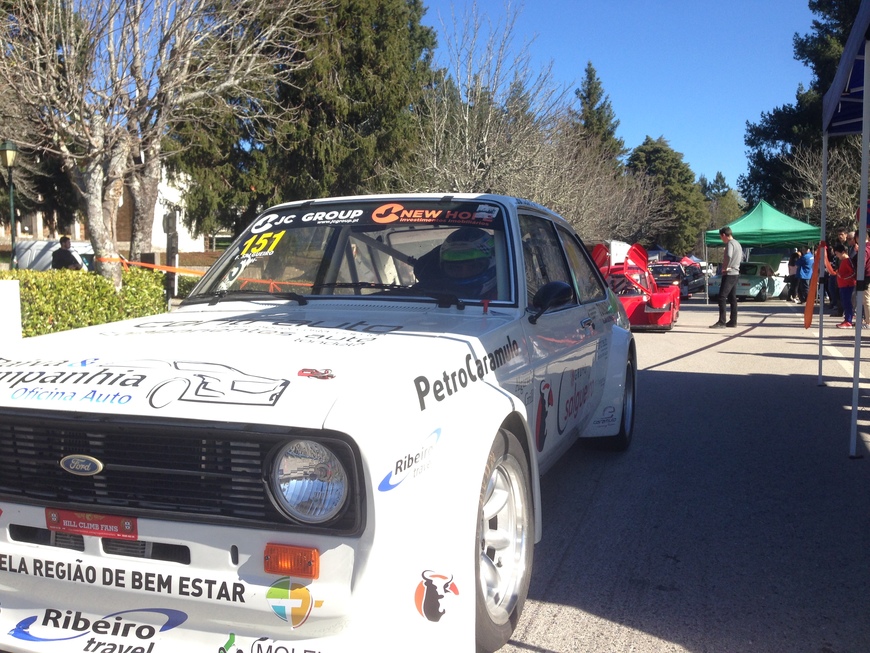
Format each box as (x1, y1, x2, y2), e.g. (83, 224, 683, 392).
(264, 543, 320, 579)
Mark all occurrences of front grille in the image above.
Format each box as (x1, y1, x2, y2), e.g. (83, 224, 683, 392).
(0, 409, 363, 535)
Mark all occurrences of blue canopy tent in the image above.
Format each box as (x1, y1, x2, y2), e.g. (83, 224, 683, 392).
(821, 0, 870, 457)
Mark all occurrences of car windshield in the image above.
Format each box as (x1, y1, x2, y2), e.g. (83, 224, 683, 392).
(739, 263, 758, 275)
(651, 265, 680, 276)
(188, 198, 513, 304)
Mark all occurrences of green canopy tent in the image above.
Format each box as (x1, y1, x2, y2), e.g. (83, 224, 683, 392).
(702, 200, 821, 306)
(704, 200, 821, 247)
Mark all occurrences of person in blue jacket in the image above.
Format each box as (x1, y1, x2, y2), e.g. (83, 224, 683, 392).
(797, 245, 814, 303)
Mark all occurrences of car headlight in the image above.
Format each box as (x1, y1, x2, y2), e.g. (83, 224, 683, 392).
(271, 440, 349, 524)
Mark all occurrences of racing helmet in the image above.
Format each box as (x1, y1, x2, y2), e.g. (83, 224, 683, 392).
(439, 227, 497, 297)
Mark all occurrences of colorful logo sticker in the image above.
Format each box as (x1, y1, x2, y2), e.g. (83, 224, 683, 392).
(266, 579, 324, 629)
(414, 571, 459, 622)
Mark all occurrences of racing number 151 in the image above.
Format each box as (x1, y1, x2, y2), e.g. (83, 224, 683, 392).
(241, 231, 285, 256)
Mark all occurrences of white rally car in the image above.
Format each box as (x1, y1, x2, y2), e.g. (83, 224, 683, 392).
(0, 194, 636, 653)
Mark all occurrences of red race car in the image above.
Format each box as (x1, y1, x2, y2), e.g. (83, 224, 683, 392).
(593, 242, 680, 331)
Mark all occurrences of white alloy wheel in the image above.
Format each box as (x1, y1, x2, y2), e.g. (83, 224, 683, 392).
(476, 429, 532, 652)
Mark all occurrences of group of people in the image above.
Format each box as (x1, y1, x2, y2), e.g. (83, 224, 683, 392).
(710, 224, 870, 332)
(825, 228, 869, 329)
(783, 227, 870, 330)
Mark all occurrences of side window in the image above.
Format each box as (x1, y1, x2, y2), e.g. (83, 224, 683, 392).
(557, 226, 606, 303)
(519, 214, 575, 308)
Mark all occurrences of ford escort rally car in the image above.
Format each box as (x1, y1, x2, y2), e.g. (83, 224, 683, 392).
(0, 193, 636, 653)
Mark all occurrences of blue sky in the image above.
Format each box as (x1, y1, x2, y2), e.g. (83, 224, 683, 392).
(421, 0, 817, 190)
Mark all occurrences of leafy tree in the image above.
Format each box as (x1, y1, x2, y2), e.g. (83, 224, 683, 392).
(699, 172, 743, 226)
(740, 0, 860, 206)
(628, 136, 707, 254)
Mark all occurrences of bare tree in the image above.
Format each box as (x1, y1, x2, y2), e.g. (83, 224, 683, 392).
(527, 121, 670, 243)
(781, 137, 861, 234)
(0, 0, 323, 287)
(389, 0, 668, 245)
(391, 1, 568, 193)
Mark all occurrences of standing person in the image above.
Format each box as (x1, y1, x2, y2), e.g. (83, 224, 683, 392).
(833, 243, 856, 328)
(796, 245, 814, 303)
(860, 233, 870, 327)
(51, 236, 83, 270)
(711, 226, 742, 329)
(786, 249, 800, 302)
(827, 242, 842, 316)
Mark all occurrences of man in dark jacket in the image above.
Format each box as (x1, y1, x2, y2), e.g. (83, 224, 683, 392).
(51, 236, 83, 270)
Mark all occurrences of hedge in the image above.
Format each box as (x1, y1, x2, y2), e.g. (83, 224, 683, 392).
(0, 268, 167, 337)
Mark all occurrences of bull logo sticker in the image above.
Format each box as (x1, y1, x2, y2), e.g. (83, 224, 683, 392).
(414, 571, 459, 622)
(266, 579, 323, 629)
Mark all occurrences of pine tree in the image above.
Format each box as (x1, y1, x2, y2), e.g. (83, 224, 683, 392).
(628, 136, 707, 254)
(572, 61, 626, 161)
(170, 0, 436, 236)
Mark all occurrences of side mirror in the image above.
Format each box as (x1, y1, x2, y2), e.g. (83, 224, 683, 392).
(529, 281, 573, 324)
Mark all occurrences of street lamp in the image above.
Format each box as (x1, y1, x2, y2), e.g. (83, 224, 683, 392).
(0, 141, 18, 269)
(801, 195, 814, 223)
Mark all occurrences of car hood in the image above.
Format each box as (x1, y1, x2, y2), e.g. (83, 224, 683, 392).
(0, 301, 522, 429)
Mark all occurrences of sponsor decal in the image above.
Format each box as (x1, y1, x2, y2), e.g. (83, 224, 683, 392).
(0, 357, 293, 410)
(0, 554, 245, 603)
(123, 319, 402, 344)
(9, 607, 187, 644)
(45, 509, 138, 541)
(534, 380, 553, 452)
(378, 428, 440, 491)
(557, 366, 595, 435)
(219, 633, 325, 653)
(414, 571, 459, 622)
(266, 579, 324, 629)
(372, 202, 499, 226)
(593, 405, 618, 427)
(0, 358, 143, 406)
(297, 369, 335, 380)
(144, 361, 289, 409)
(249, 209, 364, 234)
(413, 336, 521, 410)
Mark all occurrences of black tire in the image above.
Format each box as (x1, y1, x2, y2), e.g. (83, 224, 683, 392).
(755, 283, 768, 302)
(600, 356, 636, 451)
(476, 429, 533, 653)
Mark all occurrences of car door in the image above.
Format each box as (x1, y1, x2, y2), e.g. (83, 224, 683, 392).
(519, 214, 608, 468)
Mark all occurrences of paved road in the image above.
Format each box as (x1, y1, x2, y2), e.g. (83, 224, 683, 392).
(504, 298, 870, 653)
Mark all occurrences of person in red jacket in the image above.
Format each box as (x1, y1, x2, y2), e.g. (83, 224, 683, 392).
(834, 243, 856, 328)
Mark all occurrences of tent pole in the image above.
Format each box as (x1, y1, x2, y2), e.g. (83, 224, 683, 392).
(848, 39, 870, 459)
(818, 132, 828, 387)
(704, 241, 708, 305)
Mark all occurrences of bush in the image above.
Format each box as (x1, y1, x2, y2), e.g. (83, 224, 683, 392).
(176, 274, 200, 299)
(0, 269, 167, 337)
